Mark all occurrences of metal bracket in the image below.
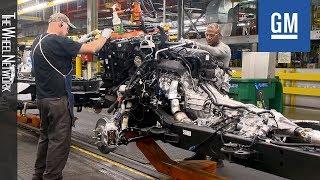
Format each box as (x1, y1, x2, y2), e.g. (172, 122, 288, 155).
(136, 137, 226, 180)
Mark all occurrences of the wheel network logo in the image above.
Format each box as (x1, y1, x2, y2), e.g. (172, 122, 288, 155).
(258, 0, 310, 52)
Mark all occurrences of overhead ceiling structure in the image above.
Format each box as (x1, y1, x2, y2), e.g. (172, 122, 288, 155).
(18, 0, 86, 38)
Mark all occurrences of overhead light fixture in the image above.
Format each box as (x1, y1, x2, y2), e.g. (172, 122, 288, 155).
(18, 2, 47, 15)
(18, 0, 77, 15)
(17, 0, 32, 5)
(52, 0, 75, 4)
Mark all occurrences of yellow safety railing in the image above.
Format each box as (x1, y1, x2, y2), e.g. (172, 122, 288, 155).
(231, 70, 242, 78)
(277, 70, 320, 97)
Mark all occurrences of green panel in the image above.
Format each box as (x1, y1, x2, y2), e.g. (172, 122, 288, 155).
(229, 78, 283, 113)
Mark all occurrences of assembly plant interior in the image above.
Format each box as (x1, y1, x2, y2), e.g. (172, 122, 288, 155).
(17, 0, 320, 179)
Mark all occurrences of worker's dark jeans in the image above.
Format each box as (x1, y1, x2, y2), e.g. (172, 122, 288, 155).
(32, 96, 72, 180)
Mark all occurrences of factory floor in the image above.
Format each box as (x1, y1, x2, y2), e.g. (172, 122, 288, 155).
(18, 108, 291, 180)
(18, 129, 151, 180)
(284, 106, 320, 121)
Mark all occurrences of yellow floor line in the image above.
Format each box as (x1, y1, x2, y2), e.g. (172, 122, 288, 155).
(70, 145, 155, 179)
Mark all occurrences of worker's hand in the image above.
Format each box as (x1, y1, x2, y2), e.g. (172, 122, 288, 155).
(101, 28, 113, 39)
(78, 29, 100, 43)
(181, 38, 199, 49)
(182, 38, 196, 45)
(184, 39, 193, 44)
(78, 34, 94, 43)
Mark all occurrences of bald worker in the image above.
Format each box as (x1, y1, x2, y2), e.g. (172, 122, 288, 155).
(185, 23, 231, 68)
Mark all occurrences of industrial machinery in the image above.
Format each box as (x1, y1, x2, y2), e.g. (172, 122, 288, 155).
(16, 19, 320, 178)
(87, 30, 320, 179)
(16, 5, 320, 177)
(16, 1, 320, 179)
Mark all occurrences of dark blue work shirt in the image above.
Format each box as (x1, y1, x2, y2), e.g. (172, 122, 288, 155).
(31, 33, 82, 99)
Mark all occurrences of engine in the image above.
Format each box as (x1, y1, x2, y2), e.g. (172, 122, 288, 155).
(155, 48, 320, 144)
(93, 35, 320, 163)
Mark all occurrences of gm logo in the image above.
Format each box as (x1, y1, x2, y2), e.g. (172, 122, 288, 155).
(271, 13, 298, 40)
(259, 0, 310, 52)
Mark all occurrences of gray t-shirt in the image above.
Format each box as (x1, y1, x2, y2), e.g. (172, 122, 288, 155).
(197, 41, 231, 68)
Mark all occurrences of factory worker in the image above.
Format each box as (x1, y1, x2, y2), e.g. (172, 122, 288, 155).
(184, 23, 231, 68)
(31, 12, 112, 180)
